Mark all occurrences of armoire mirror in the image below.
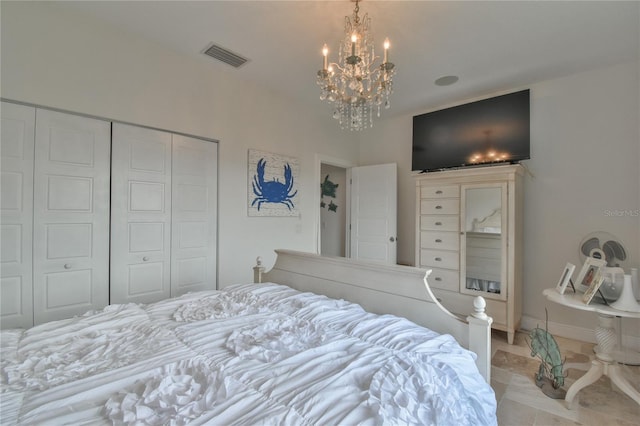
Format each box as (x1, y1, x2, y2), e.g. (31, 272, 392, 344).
(460, 183, 507, 300)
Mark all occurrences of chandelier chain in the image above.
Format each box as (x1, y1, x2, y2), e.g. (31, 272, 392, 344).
(353, 0, 360, 23)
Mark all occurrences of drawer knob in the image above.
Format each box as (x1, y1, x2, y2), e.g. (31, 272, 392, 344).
(435, 239, 442, 243)
(64, 263, 72, 269)
(435, 257, 442, 262)
(435, 222, 442, 226)
(435, 277, 442, 281)
(435, 205, 442, 210)
(435, 190, 443, 194)
(143, 256, 150, 262)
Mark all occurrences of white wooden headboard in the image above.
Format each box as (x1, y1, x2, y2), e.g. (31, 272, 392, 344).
(253, 249, 493, 382)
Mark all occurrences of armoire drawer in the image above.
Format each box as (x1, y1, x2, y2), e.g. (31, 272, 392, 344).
(420, 215, 459, 232)
(420, 248, 459, 270)
(425, 268, 459, 292)
(420, 185, 459, 199)
(467, 231, 501, 247)
(466, 256, 502, 282)
(420, 230, 460, 251)
(420, 199, 460, 215)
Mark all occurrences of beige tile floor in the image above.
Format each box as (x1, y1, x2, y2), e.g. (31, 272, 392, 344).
(491, 331, 640, 426)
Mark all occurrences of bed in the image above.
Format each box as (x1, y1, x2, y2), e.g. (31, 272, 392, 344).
(0, 249, 496, 425)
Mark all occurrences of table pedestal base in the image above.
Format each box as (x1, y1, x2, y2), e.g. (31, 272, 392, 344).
(565, 314, 640, 408)
(565, 360, 640, 408)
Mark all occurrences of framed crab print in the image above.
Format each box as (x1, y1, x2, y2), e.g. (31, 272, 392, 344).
(248, 149, 300, 217)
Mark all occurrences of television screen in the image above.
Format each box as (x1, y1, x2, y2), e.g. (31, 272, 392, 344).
(412, 90, 530, 172)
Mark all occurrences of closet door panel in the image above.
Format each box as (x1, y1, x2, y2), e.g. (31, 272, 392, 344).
(33, 109, 110, 325)
(111, 124, 171, 304)
(0, 102, 35, 328)
(171, 135, 217, 295)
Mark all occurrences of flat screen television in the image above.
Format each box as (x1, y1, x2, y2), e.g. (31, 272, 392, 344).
(412, 89, 530, 172)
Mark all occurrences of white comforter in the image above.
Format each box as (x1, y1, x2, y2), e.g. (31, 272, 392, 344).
(0, 283, 497, 425)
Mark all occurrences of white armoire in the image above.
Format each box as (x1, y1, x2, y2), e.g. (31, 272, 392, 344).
(415, 165, 524, 344)
(0, 102, 218, 328)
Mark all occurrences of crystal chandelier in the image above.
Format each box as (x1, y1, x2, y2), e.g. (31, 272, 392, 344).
(317, 0, 395, 131)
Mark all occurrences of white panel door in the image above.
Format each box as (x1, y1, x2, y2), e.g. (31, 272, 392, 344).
(1, 102, 35, 328)
(171, 135, 217, 296)
(33, 109, 111, 324)
(350, 163, 397, 264)
(111, 123, 171, 304)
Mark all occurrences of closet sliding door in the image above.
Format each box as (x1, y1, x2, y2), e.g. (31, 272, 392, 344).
(32, 109, 111, 324)
(1, 103, 35, 328)
(1, 104, 218, 327)
(110, 124, 172, 304)
(111, 124, 217, 304)
(171, 135, 217, 296)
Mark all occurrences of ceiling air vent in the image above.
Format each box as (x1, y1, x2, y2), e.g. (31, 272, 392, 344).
(202, 43, 249, 68)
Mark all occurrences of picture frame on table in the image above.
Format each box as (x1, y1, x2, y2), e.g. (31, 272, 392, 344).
(575, 257, 607, 303)
(576, 257, 606, 292)
(582, 269, 605, 304)
(555, 262, 576, 295)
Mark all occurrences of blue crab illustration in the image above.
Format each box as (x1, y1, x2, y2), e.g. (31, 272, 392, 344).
(251, 158, 298, 211)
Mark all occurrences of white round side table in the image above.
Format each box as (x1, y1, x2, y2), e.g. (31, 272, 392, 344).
(542, 289, 640, 408)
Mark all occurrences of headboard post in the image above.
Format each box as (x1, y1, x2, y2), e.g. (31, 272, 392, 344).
(467, 296, 493, 383)
(253, 257, 265, 283)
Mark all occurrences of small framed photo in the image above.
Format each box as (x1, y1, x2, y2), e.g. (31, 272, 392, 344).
(555, 262, 576, 295)
(582, 270, 605, 304)
(575, 257, 607, 294)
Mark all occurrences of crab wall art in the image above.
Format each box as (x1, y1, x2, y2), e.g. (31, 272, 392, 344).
(247, 150, 300, 217)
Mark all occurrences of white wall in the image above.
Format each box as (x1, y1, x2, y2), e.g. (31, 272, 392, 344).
(524, 61, 640, 342)
(359, 61, 640, 343)
(0, 1, 357, 286)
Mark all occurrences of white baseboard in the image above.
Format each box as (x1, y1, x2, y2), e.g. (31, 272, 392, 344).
(520, 315, 640, 350)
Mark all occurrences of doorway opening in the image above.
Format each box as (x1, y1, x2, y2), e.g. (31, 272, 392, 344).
(315, 155, 354, 257)
(320, 163, 348, 257)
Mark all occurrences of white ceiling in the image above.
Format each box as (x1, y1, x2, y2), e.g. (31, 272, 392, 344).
(57, 0, 639, 118)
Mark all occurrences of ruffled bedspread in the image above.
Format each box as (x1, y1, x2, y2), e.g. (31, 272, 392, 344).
(0, 283, 497, 425)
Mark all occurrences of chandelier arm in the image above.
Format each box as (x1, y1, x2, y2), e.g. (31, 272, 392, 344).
(333, 53, 394, 78)
(327, 62, 350, 74)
